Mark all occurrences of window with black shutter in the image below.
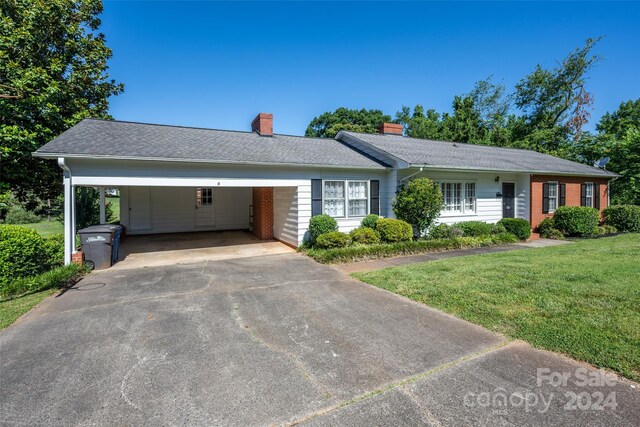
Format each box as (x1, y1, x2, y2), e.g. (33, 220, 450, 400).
(311, 179, 322, 216)
(559, 183, 566, 206)
(594, 183, 600, 209)
(370, 180, 380, 215)
(581, 183, 587, 206)
(542, 183, 550, 214)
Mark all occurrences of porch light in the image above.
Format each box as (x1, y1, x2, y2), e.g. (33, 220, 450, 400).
(495, 176, 500, 183)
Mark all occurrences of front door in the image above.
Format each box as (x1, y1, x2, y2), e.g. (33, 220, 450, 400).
(195, 187, 214, 227)
(502, 182, 515, 218)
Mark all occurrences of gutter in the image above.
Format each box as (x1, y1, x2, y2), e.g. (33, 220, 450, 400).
(406, 163, 619, 178)
(33, 152, 391, 171)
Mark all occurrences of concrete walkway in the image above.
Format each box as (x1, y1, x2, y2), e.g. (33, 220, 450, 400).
(338, 238, 571, 273)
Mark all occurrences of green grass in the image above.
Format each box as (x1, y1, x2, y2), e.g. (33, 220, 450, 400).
(0, 289, 57, 330)
(106, 196, 120, 222)
(354, 234, 640, 382)
(20, 220, 63, 237)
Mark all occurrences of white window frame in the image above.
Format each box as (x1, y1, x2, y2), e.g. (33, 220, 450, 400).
(438, 180, 477, 216)
(584, 182, 594, 207)
(548, 181, 558, 213)
(197, 187, 213, 207)
(322, 179, 370, 219)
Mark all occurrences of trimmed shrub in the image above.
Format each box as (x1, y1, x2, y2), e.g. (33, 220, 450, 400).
(304, 233, 519, 264)
(553, 206, 600, 237)
(603, 205, 640, 233)
(454, 221, 493, 237)
(0, 225, 51, 288)
(315, 231, 352, 249)
(602, 225, 618, 234)
(376, 218, 413, 243)
(361, 214, 380, 230)
(3, 206, 40, 224)
(43, 234, 65, 267)
(308, 214, 338, 243)
(393, 177, 443, 237)
(537, 217, 557, 236)
(545, 229, 566, 240)
(429, 223, 451, 239)
(491, 223, 507, 235)
(450, 226, 464, 237)
(497, 218, 531, 240)
(350, 227, 381, 245)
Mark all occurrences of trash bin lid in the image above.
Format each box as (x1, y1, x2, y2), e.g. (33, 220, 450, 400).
(78, 224, 118, 234)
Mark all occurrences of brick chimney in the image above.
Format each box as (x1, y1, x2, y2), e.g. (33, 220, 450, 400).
(379, 122, 403, 135)
(251, 113, 273, 136)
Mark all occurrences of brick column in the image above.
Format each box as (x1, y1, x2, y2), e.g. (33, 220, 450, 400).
(252, 187, 274, 240)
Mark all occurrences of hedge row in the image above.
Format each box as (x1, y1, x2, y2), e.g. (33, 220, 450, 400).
(305, 233, 518, 264)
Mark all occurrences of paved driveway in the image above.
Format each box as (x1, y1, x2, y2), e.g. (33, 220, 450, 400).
(1, 254, 638, 425)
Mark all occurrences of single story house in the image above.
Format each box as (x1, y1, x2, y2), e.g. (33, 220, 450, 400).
(34, 113, 616, 264)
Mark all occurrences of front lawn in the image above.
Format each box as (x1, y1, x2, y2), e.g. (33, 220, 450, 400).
(354, 234, 640, 381)
(0, 289, 57, 330)
(20, 220, 63, 237)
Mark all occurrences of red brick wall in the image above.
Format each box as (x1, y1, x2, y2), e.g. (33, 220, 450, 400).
(251, 113, 273, 136)
(252, 187, 274, 240)
(530, 175, 609, 228)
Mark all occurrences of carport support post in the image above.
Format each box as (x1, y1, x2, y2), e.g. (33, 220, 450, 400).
(62, 171, 77, 265)
(99, 187, 106, 224)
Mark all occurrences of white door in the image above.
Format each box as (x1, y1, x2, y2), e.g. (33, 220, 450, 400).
(195, 187, 214, 227)
(128, 187, 151, 231)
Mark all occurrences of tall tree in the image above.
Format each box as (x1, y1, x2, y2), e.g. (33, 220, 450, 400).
(513, 37, 602, 154)
(0, 0, 123, 204)
(467, 76, 509, 130)
(305, 107, 391, 138)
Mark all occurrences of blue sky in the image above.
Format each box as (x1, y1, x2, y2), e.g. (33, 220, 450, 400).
(102, 1, 640, 136)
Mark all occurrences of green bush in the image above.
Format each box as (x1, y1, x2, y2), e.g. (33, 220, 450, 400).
(315, 231, 352, 249)
(429, 223, 451, 239)
(376, 218, 413, 243)
(0, 225, 51, 288)
(497, 218, 531, 240)
(454, 221, 493, 237)
(602, 225, 618, 234)
(361, 214, 380, 230)
(393, 177, 443, 237)
(450, 226, 464, 237)
(308, 214, 338, 243)
(3, 206, 40, 224)
(491, 223, 507, 235)
(43, 234, 65, 266)
(603, 205, 640, 233)
(349, 227, 381, 245)
(553, 206, 600, 237)
(1, 264, 85, 300)
(545, 228, 566, 240)
(537, 217, 557, 236)
(305, 233, 519, 264)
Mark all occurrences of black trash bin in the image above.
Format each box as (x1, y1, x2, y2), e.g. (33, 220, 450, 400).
(111, 225, 124, 264)
(79, 225, 117, 270)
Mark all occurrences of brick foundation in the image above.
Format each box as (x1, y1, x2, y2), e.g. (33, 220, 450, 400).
(71, 251, 85, 265)
(252, 187, 274, 240)
(530, 175, 609, 229)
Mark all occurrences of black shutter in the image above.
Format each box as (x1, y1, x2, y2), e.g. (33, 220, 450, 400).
(559, 183, 566, 206)
(311, 179, 322, 216)
(370, 180, 380, 215)
(581, 184, 587, 206)
(594, 183, 600, 209)
(542, 183, 550, 214)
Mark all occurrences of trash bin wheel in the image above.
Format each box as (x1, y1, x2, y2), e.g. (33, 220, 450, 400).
(85, 260, 95, 270)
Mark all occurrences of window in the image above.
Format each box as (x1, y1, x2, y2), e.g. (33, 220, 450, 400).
(323, 181, 345, 217)
(196, 188, 213, 206)
(348, 181, 368, 217)
(323, 180, 369, 218)
(440, 182, 476, 214)
(585, 183, 594, 207)
(548, 182, 558, 212)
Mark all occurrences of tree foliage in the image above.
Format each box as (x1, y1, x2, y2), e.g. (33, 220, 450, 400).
(305, 107, 391, 138)
(0, 0, 123, 204)
(392, 177, 443, 238)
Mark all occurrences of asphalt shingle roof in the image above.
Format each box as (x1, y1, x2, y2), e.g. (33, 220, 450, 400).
(342, 131, 616, 177)
(34, 119, 388, 169)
